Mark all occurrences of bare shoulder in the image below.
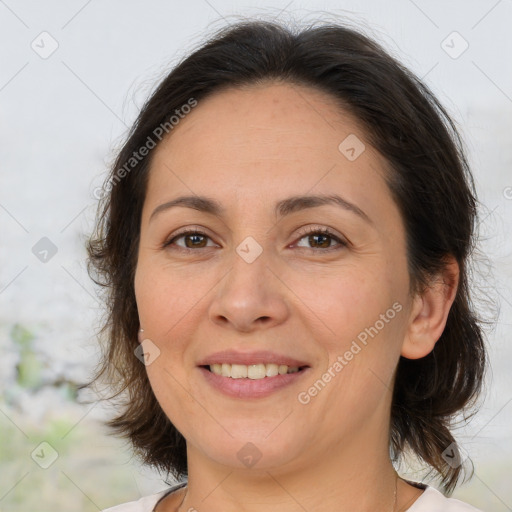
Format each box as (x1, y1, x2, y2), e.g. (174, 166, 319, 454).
(153, 485, 187, 512)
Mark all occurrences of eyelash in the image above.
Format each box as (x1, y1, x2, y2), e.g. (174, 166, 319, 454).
(162, 226, 347, 254)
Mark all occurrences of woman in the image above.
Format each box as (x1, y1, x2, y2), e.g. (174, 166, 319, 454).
(88, 18, 487, 512)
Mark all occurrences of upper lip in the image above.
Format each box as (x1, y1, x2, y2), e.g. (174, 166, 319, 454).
(197, 350, 310, 368)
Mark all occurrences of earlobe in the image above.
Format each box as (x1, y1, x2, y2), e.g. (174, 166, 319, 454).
(401, 256, 459, 360)
(138, 328, 145, 344)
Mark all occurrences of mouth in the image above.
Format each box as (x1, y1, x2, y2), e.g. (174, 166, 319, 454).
(197, 350, 311, 399)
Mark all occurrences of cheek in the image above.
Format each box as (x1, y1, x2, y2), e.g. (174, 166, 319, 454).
(285, 261, 407, 395)
(286, 263, 395, 341)
(135, 259, 210, 341)
(145, 354, 201, 441)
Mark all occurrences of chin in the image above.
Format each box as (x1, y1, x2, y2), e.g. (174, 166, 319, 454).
(190, 428, 306, 471)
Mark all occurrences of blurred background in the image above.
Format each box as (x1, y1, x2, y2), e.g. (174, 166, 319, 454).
(1, 1, 511, 510)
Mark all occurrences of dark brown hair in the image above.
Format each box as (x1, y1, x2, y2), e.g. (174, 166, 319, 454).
(86, 19, 487, 492)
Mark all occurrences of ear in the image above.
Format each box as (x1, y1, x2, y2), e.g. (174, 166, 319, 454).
(401, 256, 459, 359)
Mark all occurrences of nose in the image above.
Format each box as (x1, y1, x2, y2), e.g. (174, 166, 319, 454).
(208, 245, 289, 333)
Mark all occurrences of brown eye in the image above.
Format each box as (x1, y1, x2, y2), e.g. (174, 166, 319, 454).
(307, 233, 332, 249)
(164, 230, 216, 251)
(294, 227, 347, 252)
(181, 233, 208, 248)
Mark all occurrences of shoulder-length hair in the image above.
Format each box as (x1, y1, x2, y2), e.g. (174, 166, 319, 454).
(86, 19, 487, 493)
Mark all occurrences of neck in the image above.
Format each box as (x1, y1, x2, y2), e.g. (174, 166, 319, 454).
(178, 421, 398, 512)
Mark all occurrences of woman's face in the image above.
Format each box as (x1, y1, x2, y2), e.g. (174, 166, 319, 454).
(134, 82, 416, 471)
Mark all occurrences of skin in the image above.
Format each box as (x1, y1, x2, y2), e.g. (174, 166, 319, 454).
(134, 82, 459, 512)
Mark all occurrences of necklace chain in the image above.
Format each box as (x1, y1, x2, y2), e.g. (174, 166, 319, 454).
(392, 472, 398, 512)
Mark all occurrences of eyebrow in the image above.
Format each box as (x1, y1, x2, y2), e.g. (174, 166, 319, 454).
(149, 194, 372, 225)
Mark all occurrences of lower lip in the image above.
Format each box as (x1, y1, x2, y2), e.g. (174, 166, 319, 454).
(198, 367, 309, 399)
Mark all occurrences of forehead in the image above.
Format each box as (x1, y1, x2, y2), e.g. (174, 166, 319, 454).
(145, 82, 394, 223)
(157, 82, 365, 161)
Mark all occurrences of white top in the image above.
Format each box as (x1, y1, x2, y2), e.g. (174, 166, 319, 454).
(102, 481, 483, 512)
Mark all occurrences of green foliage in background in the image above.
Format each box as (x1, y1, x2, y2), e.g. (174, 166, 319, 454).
(11, 323, 44, 390)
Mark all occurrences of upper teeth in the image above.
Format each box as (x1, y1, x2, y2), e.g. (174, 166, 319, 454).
(209, 363, 300, 379)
